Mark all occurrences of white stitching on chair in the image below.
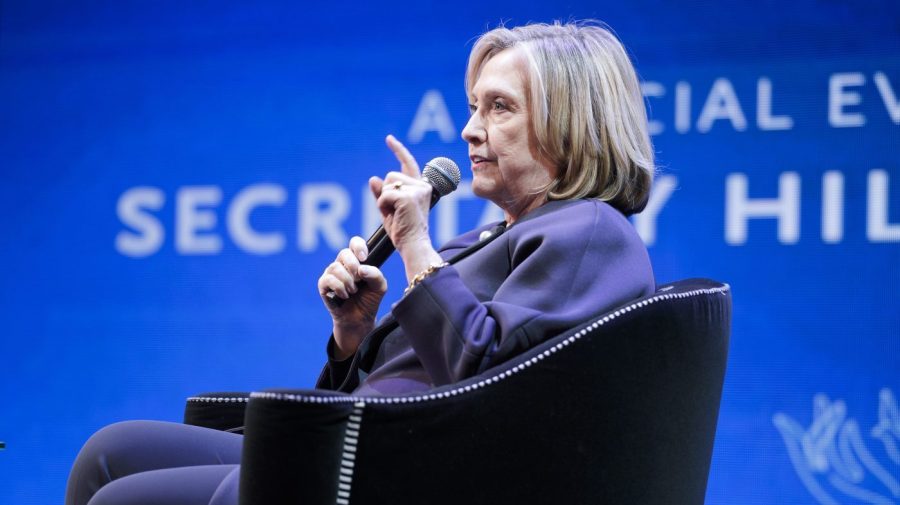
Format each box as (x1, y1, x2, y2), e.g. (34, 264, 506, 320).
(250, 284, 731, 406)
(336, 401, 366, 505)
(185, 396, 250, 403)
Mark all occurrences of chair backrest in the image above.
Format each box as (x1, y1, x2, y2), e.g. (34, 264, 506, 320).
(240, 278, 731, 505)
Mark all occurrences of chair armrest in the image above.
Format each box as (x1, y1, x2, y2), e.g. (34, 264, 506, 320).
(183, 392, 251, 432)
(240, 389, 356, 505)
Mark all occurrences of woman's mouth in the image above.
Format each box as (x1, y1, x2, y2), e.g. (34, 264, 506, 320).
(470, 156, 494, 170)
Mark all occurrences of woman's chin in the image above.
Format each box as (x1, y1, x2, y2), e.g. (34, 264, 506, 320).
(470, 180, 491, 200)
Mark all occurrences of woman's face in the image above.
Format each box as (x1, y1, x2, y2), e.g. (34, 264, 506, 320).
(462, 47, 556, 221)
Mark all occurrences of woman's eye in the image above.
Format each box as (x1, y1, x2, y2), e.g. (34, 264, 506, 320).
(468, 104, 477, 114)
(492, 101, 506, 111)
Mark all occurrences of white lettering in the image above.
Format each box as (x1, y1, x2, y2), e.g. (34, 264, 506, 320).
(757, 78, 794, 131)
(227, 184, 286, 255)
(115, 187, 165, 257)
(299, 184, 350, 252)
(726, 172, 800, 245)
(867, 169, 900, 242)
(633, 175, 677, 245)
(822, 171, 844, 244)
(407, 90, 456, 143)
(641, 81, 666, 135)
(873, 72, 900, 124)
(478, 202, 505, 227)
(361, 184, 380, 238)
(675, 81, 691, 133)
(435, 181, 475, 244)
(828, 72, 866, 127)
(697, 78, 748, 133)
(176, 186, 222, 254)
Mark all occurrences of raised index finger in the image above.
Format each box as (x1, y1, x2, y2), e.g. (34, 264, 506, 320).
(385, 134, 421, 178)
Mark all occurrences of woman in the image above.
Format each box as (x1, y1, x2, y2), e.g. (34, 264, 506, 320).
(66, 20, 655, 505)
(317, 21, 655, 395)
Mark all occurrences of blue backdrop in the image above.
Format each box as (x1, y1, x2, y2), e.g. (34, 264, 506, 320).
(1, 1, 898, 503)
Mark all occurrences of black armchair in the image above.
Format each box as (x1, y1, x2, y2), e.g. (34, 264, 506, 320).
(185, 278, 731, 505)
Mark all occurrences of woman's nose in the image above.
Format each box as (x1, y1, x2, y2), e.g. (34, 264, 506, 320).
(461, 113, 486, 144)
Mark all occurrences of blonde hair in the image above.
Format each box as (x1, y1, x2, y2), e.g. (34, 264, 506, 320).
(466, 21, 655, 215)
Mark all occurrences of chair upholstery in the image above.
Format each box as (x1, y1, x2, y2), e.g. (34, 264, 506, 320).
(185, 278, 731, 505)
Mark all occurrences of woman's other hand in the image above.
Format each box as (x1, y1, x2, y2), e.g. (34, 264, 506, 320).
(317, 236, 388, 359)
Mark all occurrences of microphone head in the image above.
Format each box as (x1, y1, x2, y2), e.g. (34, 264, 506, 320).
(423, 157, 461, 197)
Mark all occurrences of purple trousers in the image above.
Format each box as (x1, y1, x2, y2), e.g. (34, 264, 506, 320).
(65, 420, 242, 505)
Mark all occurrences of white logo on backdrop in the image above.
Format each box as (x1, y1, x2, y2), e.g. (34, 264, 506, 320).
(774, 388, 900, 505)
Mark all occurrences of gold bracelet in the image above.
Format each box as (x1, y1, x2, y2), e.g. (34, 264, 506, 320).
(404, 262, 450, 294)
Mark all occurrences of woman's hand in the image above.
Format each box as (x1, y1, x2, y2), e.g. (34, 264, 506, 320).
(318, 236, 388, 360)
(370, 135, 444, 281)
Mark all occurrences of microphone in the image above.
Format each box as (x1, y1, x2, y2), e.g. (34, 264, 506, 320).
(327, 157, 461, 303)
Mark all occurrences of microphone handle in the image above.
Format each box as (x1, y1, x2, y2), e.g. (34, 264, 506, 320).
(362, 228, 393, 267)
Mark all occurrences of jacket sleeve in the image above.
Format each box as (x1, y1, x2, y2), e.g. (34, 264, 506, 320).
(390, 202, 654, 386)
(314, 336, 357, 391)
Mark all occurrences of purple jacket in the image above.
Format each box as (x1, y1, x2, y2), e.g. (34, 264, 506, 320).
(317, 199, 655, 395)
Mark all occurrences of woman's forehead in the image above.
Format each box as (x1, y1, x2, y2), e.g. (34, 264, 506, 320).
(470, 47, 529, 101)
